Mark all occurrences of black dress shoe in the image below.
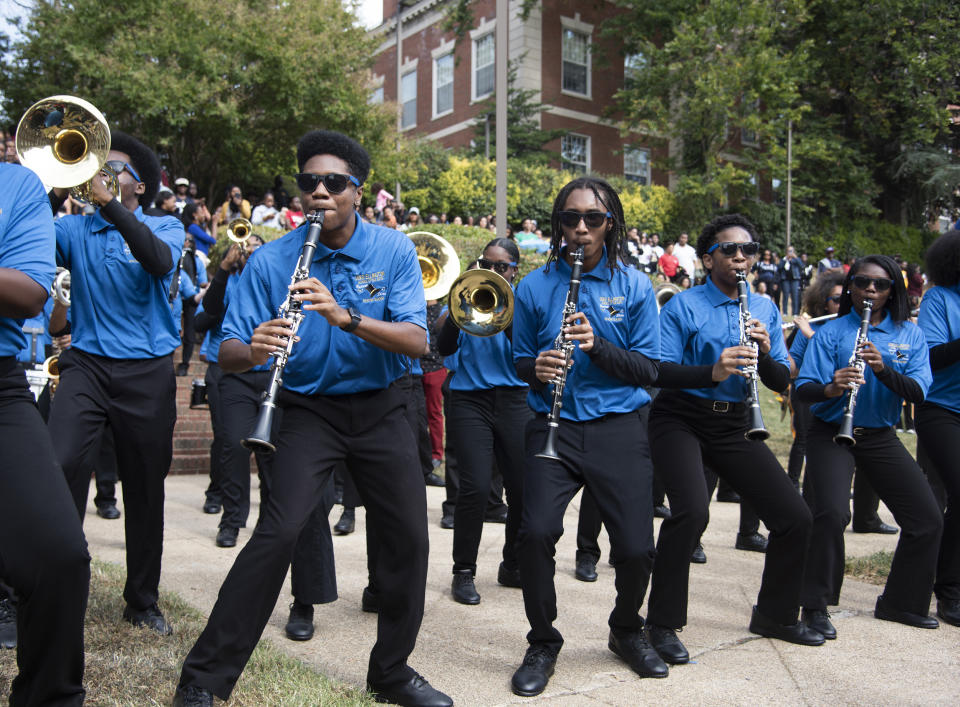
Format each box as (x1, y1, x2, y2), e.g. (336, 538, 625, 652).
(852, 521, 898, 534)
(484, 509, 508, 524)
(216, 526, 238, 548)
(285, 601, 314, 641)
(334, 508, 355, 535)
(370, 672, 452, 707)
(647, 623, 689, 664)
(575, 556, 598, 582)
(801, 608, 837, 640)
(424, 472, 445, 487)
(123, 603, 173, 636)
(511, 644, 556, 697)
(202, 500, 221, 514)
(0, 598, 16, 650)
(451, 571, 481, 605)
(937, 599, 960, 627)
(362, 587, 380, 613)
(748, 606, 824, 645)
(497, 562, 522, 588)
(439, 513, 454, 529)
(735, 531, 768, 553)
(608, 627, 669, 678)
(96, 504, 121, 520)
(690, 543, 707, 564)
(172, 685, 214, 707)
(653, 504, 672, 519)
(874, 595, 939, 629)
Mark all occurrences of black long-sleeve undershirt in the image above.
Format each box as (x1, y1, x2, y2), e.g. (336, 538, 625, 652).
(514, 337, 659, 391)
(929, 339, 960, 371)
(654, 351, 789, 393)
(437, 315, 460, 357)
(195, 268, 230, 333)
(99, 199, 174, 276)
(797, 366, 924, 405)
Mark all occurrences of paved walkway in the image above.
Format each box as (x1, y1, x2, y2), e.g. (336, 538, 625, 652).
(84, 476, 958, 706)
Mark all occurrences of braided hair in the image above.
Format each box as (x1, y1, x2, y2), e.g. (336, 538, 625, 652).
(546, 177, 627, 277)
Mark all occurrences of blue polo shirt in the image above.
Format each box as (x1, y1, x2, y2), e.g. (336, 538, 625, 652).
(221, 216, 426, 395)
(788, 321, 828, 371)
(797, 310, 931, 427)
(660, 276, 789, 401)
(918, 284, 960, 414)
(450, 329, 525, 391)
(0, 164, 56, 358)
(55, 206, 183, 358)
(513, 249, 660, 420)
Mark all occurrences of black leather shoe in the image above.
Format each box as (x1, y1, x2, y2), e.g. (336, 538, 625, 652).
(874, 595, 939, 629)
(748, 606, 824, 645)
(176, 363, 190, 377)
(852, 521, 898, 534)
(937, 599, 960, 627)
(334, 508, 355, 535)
(123, 604, 173, 636)
(575, 556, 598, 582)
(609, 628, 669, 678)
(497, 562, 522, 588)
(647, 623, 689, 664)
(172, 685, 213, 707)
(202, 500, 221, 514)
(653, 504, 672, 519)
(424, 472, 445, 487)
(690, 543, 707, 564)
(451, 571, 481, 605)
(285, 601, 314, 641)
(370, 672, 452, 707)
(439, 513, 454, 529)
(216, 526, 238, 548)
(801, 608, 836, 640)
(735, 531, 768, 553)
(511, 644, 556, 697)
(0, 598, 16, 649)
(362, 587, 380, 613)
(96, 504, 121, 519)
(484, 509, 508, 524)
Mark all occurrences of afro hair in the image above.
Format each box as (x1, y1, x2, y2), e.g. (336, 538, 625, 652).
(110, 130, 161, 208)
(296, 130, 370, 185)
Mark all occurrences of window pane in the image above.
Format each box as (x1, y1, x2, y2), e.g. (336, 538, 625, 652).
(437, 83, 452, 114)
(476, 64, 494, 97)
(624, 147, 649, 185)
(476, 34, 494, 68)
(561, 134, 587, 173)
(562, 29, 588, 65)
(436, 54, 453, 86)
(562, 61, 587, 94)
(402, 99, 416, 128)
(474, 34, 494, 99)
(401, 70, 417, 102)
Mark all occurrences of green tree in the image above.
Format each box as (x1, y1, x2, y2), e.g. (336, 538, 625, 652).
(0, 0, 395, 202)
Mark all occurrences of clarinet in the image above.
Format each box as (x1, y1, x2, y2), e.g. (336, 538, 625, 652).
(243, 210, 325, 452)
(834, 299, 873, 447)
(735, 271, 770, 441)
(536, 245, 585, 460)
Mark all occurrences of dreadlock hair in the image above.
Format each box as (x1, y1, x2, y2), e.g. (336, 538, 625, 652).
(924, 229, 960, 288)
(110, 130, 161, 208)
(695, 213, 759, 272)
(545, 177, 626, 277)
(838, 255, 910, 323)
(802, 271, 846, 317)
(296, 130, 370, 185)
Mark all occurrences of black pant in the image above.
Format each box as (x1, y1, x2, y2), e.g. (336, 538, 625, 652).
(800, 418, 943, 614)
(914, 403, 960, 602)
(647, 393, 812, 628)
(181, 299, 199, 366)
(519, 410, 656, 654)
(577, 476, 667, 563)
(93, 425, 119, 509)
(179, 384, 428, 698)
(48, 348, 175, 610)
(705, 468, 761, 535)
(399, 372, 433, 477)
(449, 387, 530, 575)
(0, 362, 89, 706)
(204, 362, 224, 505)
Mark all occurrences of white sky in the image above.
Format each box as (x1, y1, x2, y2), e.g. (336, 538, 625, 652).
(355, 0, 384, 29)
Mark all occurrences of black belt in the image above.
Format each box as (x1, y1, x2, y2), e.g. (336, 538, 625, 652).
(851, 426, 890, 437)
(535, 410, 636, 424)
(673, 391, 746, 414)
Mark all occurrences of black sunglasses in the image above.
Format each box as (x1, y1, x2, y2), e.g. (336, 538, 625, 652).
(851, 275, 894, 292)
(477, 258, 517, 275)
(558, 210, 611, 229)
(295, 172, 360, 195)
(707, 241, 761, 257)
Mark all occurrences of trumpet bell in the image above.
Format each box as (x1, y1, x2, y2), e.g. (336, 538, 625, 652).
(448, 268, 514, 337)
(226, 218, 252, 245)
(407, 231, 461, 300)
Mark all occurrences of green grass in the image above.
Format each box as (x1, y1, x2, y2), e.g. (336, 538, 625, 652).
(845, 551, 895, 586)
(0, 561, 374, 707)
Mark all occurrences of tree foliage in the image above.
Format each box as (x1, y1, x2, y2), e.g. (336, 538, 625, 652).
(0, 0, 395, 202)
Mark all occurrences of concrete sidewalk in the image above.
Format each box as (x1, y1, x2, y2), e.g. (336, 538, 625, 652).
(84, 476, 958, 705)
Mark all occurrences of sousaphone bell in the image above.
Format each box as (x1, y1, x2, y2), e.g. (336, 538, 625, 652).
(407, 231, 460, 300)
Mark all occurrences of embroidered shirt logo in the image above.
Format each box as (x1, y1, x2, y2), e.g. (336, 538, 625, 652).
(355, 271, 386, 303)
(598, 295, 626, 322)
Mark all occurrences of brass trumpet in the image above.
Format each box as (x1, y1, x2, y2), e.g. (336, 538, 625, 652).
(52, 267, 71, 307)
(448, 267, 514, 337)
(407, 231, 461, 300)
(226, 218, 253, 253)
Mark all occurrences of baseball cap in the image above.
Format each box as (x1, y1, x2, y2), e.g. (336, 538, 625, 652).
(175, 177, 189, 186)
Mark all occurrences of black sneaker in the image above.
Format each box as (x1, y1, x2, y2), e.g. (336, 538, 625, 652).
(574, 556, 598, 582)
(361, 587, 380, 614)
(424, 472, 445, 487)
(370, 671, 452, 706)
(690, 543, 707, 564)
(801, 608, 836, 640)
(646, 623, 689, 664)
(497, 562, 522, 588)
(123, 603, 173, 636)
(451, 572, 481, 605)
(202, 499, 221, 514)
(333, 508, 355, 535)
(216, 526, 238, 548)
(0, 597, 16, 649)
(609, 627, 669, 678)
(511, 644, 556, 697)
(172, 685, 213, 707)
(285, 601, 315, 641)
(96, 504, 121, 519)
(735, 531, 768, 553)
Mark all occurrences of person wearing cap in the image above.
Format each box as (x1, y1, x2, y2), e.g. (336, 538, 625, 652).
(173, 177, 194, 214)
(399, 206, 421, 232)
(818, 246, 842, 274)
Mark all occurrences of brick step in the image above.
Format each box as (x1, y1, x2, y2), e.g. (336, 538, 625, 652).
(174, 419, 214, 434)
(174, 436, 212, 451)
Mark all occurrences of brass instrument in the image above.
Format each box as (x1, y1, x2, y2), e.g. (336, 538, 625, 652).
(52, 267, 71, 307)
(736, 270, 769, 441)
(407, 231, 461, 300)
(16, 95, 120, 204)
(226, 218, 253, 253)
(448, 268, 514, 337)
(834, 300, 873, 447)
(655, 282, 681, 311)
(782, 313, 837, 331)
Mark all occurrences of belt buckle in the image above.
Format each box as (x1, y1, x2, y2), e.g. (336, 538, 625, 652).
(712, 401, 730, 413)
(853, 427, 866, 435)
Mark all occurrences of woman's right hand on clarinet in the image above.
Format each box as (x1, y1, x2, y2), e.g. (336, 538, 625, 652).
(535, 349, 568, 383)
(711, 345, 758, 382)
(825, 366, 864, 397)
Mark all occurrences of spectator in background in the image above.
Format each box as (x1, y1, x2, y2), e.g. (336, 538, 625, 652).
(477, 215, 489, 230)
(153, 189, 178, 217)
(906, 262, 924, 311)
(176, 233, 208, 376)
(659, 242, 680, 282)
(800, 253, 814, 294)
(271, 175, 290, 209)
(382, 206, 398, 229)
(182, 202, 216, 256)
(428, 214, 440, 224)
(778, 245, 804, 316)
(188, 181, 199, 200)
(753, 248, 778, 298)
(363, 205, 376, 224)
(673, 232, 698, 282)
(817, 246, 841, 274)
(372, 182, 393, 215)
(399, 206, 421, 232)
(173, 178, 194, 214)
(452, 216, 463, 226)
(650, 233, 665, 267)
(282, 196, 305, 230)
(220, 185, 251, 223)
(251, 191, 284, 230)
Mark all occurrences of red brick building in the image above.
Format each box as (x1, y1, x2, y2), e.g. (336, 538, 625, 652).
(369, 0, 669, 186)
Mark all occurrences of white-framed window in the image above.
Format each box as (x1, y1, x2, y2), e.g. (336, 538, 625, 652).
(561, 134, 589, 174)
(473, 33, 495, 101)
(401, 69, 417, 129)
(562, 28, 590, 96)
(624, 146, 650, 185)
(433, 52, 454, 118)
(624, 52, 646, 84)
(369, 86, 384, 105)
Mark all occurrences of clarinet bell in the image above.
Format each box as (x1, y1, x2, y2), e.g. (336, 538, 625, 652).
(535, 423, 561, 461)
(833, 421, 857, 447)
(243, 405, 277, 453)
(745, 406, 770, 441)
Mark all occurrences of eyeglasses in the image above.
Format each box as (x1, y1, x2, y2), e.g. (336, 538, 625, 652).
(558, 210, 611, 229)
(826, 295, 842, 303)
(477, 258, 517, 275)
(295, 172, 361, 194)
(104, 160, 142, 183)
(706, 241, 761, 257)
(851, 275, 894, 292)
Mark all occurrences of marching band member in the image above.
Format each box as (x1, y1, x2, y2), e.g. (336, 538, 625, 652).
(173, 130, 450, 707)
(646, 214, 822, 667)
(510, 177, 664, 697)
(797, 255, 942, 637)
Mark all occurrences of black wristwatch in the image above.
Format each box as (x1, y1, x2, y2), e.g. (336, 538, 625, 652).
(340, 306, 362, 333)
